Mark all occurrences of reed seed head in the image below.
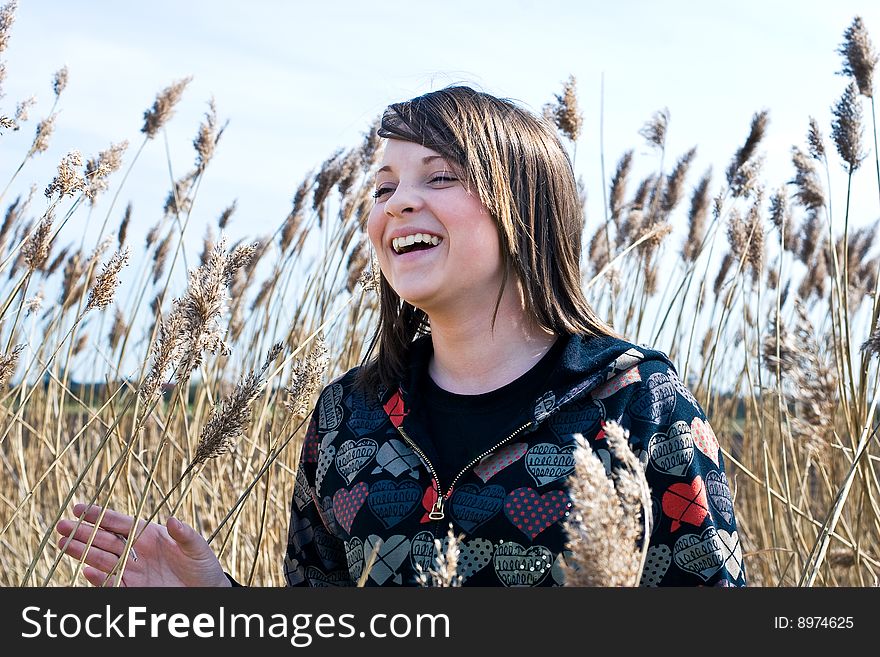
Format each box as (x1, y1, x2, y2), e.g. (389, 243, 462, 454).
(28, 113, 57, 157)
(789, 146, 825, 211)
(117, 203, 132, 248)
(562, 420, 650, 587)
(217, 200, 236, 230)
(0, 343, 24, 389)
(86, 246, 130, 312)
(0, 2, 16, 56)
(609, 150, 634, 226)
(415, 524, 463, 587)
(639, 108, 669, 150)
(142, 76, 192, 138)
(726, 110, 769, 186)
(547, 75, 583, 142)
(838, 16, 878, 97)
(45, 150, 86, 199)
(24, 287, 43, 316)
(682, 169, 712, 263)
(22, 210, 53, 272)
(53, 65, 69, 98)
(832, 82, 866, 172)
(661, 147, 696, 215)
(807, 117, 826, 160)
(13, 95, 35, 127)
(84, 140, 128, 203)
(194, 97, 225, 173)
(284, 333, 329, 419)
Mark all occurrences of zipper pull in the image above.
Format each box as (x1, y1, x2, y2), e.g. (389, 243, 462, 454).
(428, 495, 445, 520)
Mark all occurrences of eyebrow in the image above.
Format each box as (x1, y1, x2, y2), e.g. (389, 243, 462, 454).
(377, 155, 446, 174)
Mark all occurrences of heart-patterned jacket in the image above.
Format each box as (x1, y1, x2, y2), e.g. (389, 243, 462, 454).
(283, 333, 746, 587)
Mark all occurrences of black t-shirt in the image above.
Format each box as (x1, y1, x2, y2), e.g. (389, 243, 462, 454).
(418, 336, 566, 491)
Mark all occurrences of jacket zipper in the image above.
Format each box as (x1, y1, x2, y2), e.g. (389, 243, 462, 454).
(395, 420, 535, 521)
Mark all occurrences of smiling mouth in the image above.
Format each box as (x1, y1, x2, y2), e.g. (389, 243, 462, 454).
(392, 233, 443, 255)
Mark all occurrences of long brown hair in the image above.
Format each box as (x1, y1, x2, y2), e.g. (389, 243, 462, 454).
(355, 85, 619, 396)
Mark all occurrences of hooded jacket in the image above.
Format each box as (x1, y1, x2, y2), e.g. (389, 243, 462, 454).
(284, 333, 746, 587)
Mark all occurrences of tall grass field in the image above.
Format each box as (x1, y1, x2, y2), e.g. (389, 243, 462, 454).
(1, 3, 878, 586)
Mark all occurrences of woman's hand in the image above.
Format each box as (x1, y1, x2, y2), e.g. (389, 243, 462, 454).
(56, 503, 231, 587)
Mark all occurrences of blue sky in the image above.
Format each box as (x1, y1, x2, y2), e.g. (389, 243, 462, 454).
(2, 0, 880, 378)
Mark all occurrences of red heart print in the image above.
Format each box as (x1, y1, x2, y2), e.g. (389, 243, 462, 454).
(420, 483, 439, 524)
(591, 365, 642, 399)
(332, 482, 368, 534)
(691, 417, 719, 466)
(504, 487, 570, 540)
(302, 416, 319, 463)
(474, 442, 527, 482)
(383, 389, 408, 428)
(661, 476, 709, 532)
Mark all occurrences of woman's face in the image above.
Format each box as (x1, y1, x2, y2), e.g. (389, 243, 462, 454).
(367, 139, 504, 316)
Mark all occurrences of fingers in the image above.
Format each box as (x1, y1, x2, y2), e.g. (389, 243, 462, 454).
(83, 566, 121, 588)
(71, 504, 145, 536)
(57, 535, 126, 575)
(57, 521, 129, 555)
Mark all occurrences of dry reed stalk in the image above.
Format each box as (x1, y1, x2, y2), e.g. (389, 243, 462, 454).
(140, 238, 258, 409)
(562, 420, 651, 586)
(415, 524, 463, 587)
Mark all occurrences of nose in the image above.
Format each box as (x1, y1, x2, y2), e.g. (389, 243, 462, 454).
(383, 183, 423, 217)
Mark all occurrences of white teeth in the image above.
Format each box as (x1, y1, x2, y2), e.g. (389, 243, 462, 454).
(392, 233, 442, 254)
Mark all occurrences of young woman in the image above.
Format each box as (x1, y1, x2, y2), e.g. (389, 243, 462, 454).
(57, 86, 745, 587)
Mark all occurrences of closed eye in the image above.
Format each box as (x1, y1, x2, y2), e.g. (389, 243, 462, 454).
(372, 175, 458, 200)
